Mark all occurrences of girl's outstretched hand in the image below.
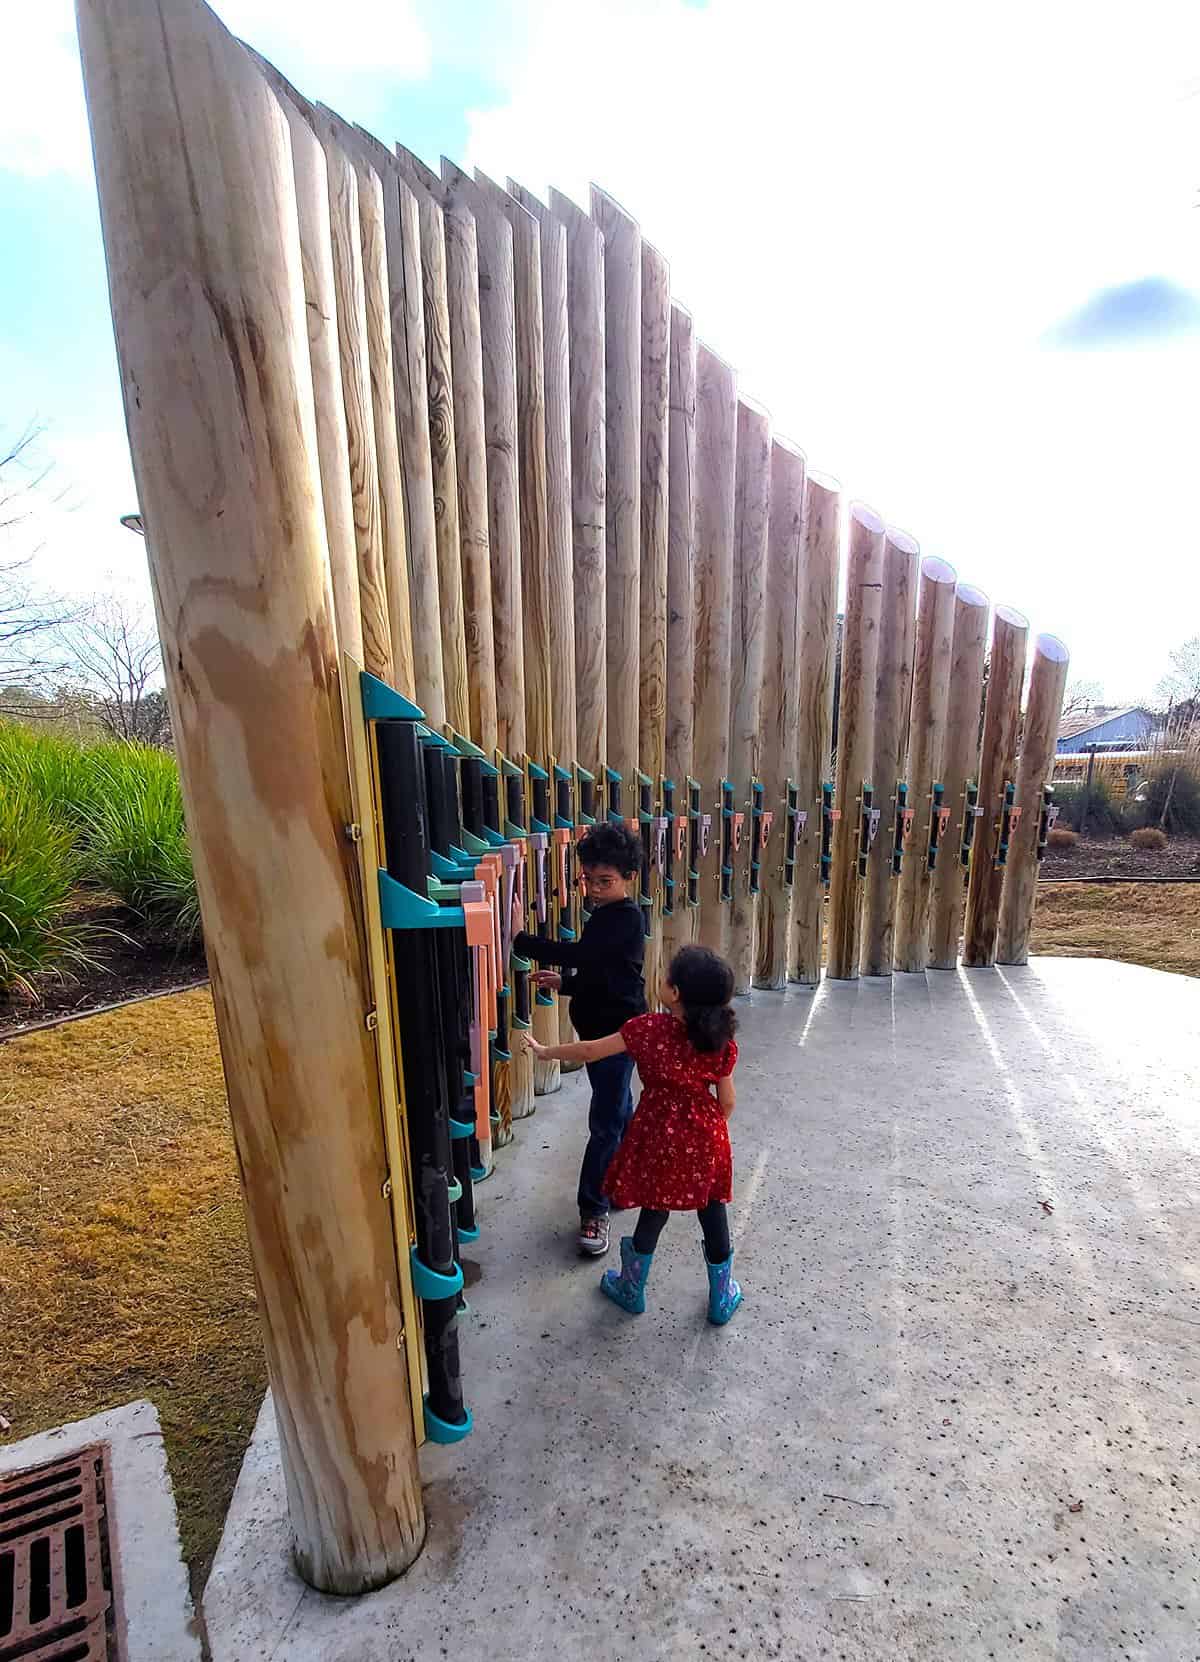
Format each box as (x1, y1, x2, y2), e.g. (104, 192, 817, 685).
(521, 1033, 547, 1059)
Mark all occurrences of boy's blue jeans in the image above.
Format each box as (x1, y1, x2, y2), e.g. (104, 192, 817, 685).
(577, 1052, 636, 1218)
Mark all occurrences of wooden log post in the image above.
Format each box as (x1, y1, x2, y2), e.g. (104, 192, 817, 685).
(789, 473, 840, 985)
(995, 633, 1070, 966)
(860, 528, 919, 975)
(475, 169, 559, 1096)
(728, 399, 771, 994)
(826, 504, 886, 981)
(548, 190, 606, 782)
(692, 345, 738, 957)
(753, 439, 806, 990)
(396, 148, 498, 752)
(308, 109, 394, 685)
(439, 163, 532, 1130)
(509, 181, 578, 1051)
(76, 0, 422, 1590)
(253, 62, 362, 665)
(319, 110, 417, 702)
(661, 303, 698, 973)
(591, 187, 641, 817)
(640, 241, 670, 997)
(962, 606, 1029, 968)
(893, 556, 957, 972)
(927, 585, 989, 970)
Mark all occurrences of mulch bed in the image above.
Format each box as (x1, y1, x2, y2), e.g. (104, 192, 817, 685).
(0, 902, 207, 1041)
(1041, 833, 1200, 880)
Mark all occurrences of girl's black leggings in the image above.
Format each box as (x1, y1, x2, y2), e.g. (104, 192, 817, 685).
(632, 1201, 731, 1263)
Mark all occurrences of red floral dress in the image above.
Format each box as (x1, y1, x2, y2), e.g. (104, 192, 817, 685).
(603, 1012, 738, 1211)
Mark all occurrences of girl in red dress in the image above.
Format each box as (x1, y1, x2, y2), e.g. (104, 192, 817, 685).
(525, 945, 742, 1324)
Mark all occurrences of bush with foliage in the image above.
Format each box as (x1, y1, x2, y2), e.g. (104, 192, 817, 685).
(1046, 827, 1079, 850)
(85, 746, 201, 946)
(1132, 758, 1200, 838)
(1050, 775, 1127, 836)
(1129, 826, 1168, 852)
(0, 785, 101, 998)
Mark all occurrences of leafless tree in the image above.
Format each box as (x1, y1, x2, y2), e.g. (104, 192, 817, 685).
(1, 425, 74, 693)
(55, 593, 169, 744)
(1151, 637, 1200, 828)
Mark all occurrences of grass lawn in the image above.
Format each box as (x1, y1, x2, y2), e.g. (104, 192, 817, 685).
(0, 881, 1194, 1596)
(0, 987, 264, 1594)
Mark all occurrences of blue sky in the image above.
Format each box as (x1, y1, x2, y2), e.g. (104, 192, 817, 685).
(2, 0, 1197, 701)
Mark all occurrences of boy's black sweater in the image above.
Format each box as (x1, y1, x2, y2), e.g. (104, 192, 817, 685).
(513, 899, 647, 1040)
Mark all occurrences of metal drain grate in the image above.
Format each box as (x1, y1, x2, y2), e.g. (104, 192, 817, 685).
(0, 1444, 122, 1661)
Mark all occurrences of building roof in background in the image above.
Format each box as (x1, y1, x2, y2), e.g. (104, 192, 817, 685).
(1057, 706, 1153, 743)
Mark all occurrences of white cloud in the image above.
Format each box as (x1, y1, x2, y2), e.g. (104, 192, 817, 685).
(0, 7, 91, 176)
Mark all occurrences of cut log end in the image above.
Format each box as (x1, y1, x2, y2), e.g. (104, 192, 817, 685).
(1035, 633, 1070, 664)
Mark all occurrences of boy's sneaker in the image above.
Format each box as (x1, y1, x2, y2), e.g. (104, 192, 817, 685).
(577, 1213, 611, 1256)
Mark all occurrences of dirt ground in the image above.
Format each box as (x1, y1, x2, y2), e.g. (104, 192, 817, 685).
(1030, 881, 1200, 978)
(0, 987, 264, 1594)
(1041, 830, 1200, 879)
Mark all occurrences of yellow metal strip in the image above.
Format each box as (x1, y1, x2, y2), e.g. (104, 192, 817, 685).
(343, 652, 426, 1448)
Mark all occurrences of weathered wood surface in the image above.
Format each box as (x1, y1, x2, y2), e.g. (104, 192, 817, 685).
(927, 584, 989, 970)
(661, 303, 697, 972)
(860, 528, 918, 975)
(691, 345, 737, 956)
(310, 109, 393, 685)
(962, 605, 1029, 968)
(476, 169, 559, 1096)
(727, 398, 771, 994)
(441, 159, 531, 1126)
(321, 110, 417, 702)
(548, 189, 606, 777)
(591, 187, 641, 808)
(254, 63, 362, 665)
(893, 555, 956, 972)
(639, 241, 670, 790)
(396, 145, 497, 750)
(789, 472, 840, 985)
(826, 503, 886, 981)
(77, 0, 422, 1591)
(996, 633, 1070, 966)
(753, 438, 806, 990)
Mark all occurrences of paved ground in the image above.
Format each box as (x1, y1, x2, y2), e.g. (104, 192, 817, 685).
(204, 959, 1199, 1661)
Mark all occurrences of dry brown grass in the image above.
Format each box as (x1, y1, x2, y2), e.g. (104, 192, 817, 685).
(1031, 883, 1200, 978)
(0, 987, 264, 1591)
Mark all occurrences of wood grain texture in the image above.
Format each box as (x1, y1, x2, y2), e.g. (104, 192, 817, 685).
(509, 181, 577, 763)
(310, 111, 393, 685)
(548, 189, 606, 776)
(962, 606, 1029, 967)
(77, 0, 422, 1590)
(255, 63, 362, 665)
(927, 585, 989, 970)
(860, 528, 918, 975)
(440, 159, 533, 1120)
(826, 503, 886, 981)
(691, 344, 737, 956)
(591, 186, 641, 807)
(443, 162, 525, 763)
(661, 303, 698, 969)
(995, 633, 1070, 966)
(893, 555, 957, 972)
(397, 145, 498, 750)
(321, 110, 417, 703)
(753, 439, 806, 990)
(639, 241, 670, 787)
(727, 398, 771, 993)
(789, 473, 840, 985)
(475, 170, 558, 1096)
(350, 127, 450, 730)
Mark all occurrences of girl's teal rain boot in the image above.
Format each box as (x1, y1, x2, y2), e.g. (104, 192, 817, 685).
(704, 1250, 743, 1325)
(600, 1237, 654, 1314)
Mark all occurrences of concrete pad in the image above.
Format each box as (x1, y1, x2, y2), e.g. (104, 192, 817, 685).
(0, 1398, 202, 1661)
(204, 958, 1200, 1661)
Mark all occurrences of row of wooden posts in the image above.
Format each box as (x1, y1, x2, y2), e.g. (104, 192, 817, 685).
(76, 0, 1068, 1597)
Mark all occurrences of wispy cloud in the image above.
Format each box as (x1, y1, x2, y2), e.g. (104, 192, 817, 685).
(1044, 277, 1200, 349)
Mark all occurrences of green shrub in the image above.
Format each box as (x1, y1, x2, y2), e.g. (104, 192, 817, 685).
(0, 786, 100, 998)
(0, 724, 101, 828)
(1051, 776, 1126, 835)
(85, 747, 201, 948)
(1134, 758, 1200, 837)
(1129, 826, 1168, 851)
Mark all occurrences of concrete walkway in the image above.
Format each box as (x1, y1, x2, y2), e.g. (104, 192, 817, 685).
(204, 959, 1200, 1661)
